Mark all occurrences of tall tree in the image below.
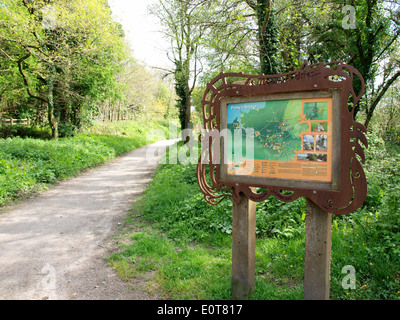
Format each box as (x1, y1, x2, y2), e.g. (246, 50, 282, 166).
(150, 0, 209, 131)
(152, 0, 399, 129)
(201, 0, 282, 76)
(245, 0, 281, 75)
(303, 0, 400, 125)
(371, 80, 400, 135)
(151, 0, 282, 130)
(274, 0, 323, 71)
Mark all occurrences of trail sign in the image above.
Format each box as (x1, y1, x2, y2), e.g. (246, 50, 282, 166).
(197, 61, 368, 216)
(197, 61, 368, 300)
(220, 92, 338, 188)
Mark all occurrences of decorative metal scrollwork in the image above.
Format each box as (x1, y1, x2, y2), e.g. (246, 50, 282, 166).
(197, 61, 368, 215)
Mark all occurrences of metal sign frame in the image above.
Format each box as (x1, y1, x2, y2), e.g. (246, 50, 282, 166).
(197, 61, 368, 215)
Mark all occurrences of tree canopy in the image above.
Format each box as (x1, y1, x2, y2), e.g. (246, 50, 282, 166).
(151, 0, 400, 130)
(0, 0, 176, 138)
(2, 1, 399, 134)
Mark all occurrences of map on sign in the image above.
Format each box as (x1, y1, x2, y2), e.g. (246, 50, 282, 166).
(226, 98, 332, 182)
(228, 99, 307, 161)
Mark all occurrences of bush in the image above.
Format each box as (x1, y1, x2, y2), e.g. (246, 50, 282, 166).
(256, 197, 306, 239)
(328, 132, 400, 299)
(0, 156, 36, 204)
(0, 125, 52, 139)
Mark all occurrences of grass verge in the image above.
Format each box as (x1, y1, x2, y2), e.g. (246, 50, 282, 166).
(0, 118, 176, 207)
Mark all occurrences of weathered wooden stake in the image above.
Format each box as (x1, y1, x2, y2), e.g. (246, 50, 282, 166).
(232, 192, 256, 300)
(304, 198, 332, 300)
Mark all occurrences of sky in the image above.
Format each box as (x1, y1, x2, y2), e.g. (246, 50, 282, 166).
(108, 0, 171, 70)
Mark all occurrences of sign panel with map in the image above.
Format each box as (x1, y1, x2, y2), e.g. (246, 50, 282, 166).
(225, 97, 332, 183)
(219, 90, 341, 191)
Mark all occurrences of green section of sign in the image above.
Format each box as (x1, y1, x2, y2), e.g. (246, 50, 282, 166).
(227, 99, 308, 161)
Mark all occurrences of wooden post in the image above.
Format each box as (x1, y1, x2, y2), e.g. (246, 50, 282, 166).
(304, 198, 332, 300)
(232, 192, 256, 300)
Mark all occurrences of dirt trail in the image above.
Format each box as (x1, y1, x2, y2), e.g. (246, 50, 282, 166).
(0, 139, 177, 300)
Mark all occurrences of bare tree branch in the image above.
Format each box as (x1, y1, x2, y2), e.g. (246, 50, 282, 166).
(365, 69, 400, 128)
(16, 52, 49, 104)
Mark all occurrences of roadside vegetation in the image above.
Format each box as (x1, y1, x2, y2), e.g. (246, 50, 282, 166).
(0, 119, 174, 207)
(0, 1, 178, 208)
(109, 130, 400, 300)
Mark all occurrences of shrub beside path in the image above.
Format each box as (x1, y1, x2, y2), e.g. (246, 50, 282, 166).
(0, 139, 177, 300)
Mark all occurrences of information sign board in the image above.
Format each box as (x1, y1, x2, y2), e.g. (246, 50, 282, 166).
(220, 91, 340, 191)
(197, 62, 368, 215)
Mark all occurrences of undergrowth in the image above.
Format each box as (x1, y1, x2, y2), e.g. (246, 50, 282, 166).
(0, 119, 174, 206)
(110, 132, 400, 300)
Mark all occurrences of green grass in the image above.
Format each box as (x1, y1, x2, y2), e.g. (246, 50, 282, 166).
(110, 206, 306, 300)
(110, 228, 233, 299)
(109, 134, 400, 300)
(0, 118, 176, 207)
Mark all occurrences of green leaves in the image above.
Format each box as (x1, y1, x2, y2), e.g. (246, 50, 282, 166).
(0, 0, 130, 137)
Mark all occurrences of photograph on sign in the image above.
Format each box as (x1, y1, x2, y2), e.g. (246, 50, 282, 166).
(220, 91, 340, 191)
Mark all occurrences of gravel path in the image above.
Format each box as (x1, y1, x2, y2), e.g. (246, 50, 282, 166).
(0, 139, 176, 300)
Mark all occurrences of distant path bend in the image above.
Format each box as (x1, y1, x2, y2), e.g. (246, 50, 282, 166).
(0, 139, 177, 300)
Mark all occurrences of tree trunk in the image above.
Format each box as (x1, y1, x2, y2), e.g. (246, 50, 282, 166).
(48, 64, 59, 141)
(255, 0, 279, 75)
(185, 90, 191, 130)
(364, 70, 400, 129)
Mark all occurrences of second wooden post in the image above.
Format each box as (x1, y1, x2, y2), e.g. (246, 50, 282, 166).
(304, 199, 332, 300)
(232, 192, 256, 300)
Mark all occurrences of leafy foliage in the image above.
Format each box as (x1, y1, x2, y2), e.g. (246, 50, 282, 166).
(0, 125, 52, 139)
(0, 1, 176, 137)
(0, 119, 171, 206)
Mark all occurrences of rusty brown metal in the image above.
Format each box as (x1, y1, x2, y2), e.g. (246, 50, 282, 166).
(197, 61, 368, 215)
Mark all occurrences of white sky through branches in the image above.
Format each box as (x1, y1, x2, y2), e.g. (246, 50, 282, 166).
(108, 0, 171, 69)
